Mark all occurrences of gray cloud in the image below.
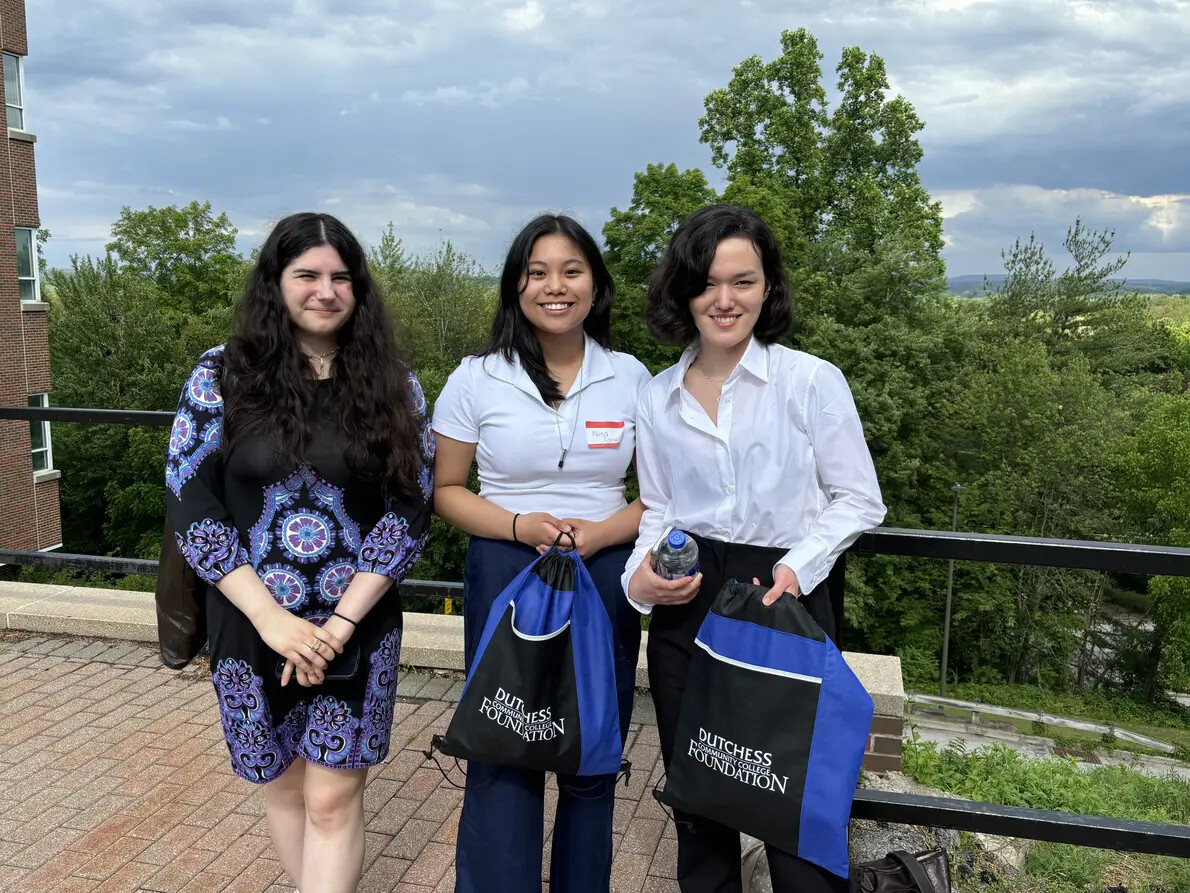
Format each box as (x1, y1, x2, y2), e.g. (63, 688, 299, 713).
(26, 0, 1190, 278)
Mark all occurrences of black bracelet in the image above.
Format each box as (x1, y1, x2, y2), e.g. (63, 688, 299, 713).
(512, 513, 522, 544)
(331, 611, 358, 629)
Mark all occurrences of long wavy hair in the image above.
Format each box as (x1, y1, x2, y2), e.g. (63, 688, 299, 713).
(479, 214, 614, 404)
(223, 212, 421, 497)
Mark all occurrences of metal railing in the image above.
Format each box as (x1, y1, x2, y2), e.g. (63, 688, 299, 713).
(2, 403, 1188, 859)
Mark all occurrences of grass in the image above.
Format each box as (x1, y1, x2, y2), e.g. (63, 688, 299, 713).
(903, 735, 1190, 892)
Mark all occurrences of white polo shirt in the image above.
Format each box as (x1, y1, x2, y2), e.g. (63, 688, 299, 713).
(431, 336, 653, 521)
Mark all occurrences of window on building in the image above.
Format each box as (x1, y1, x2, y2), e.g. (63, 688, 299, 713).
(28, 394, 52, 472)
(15, 227, 38, 302)
(4, 52, 24, 130)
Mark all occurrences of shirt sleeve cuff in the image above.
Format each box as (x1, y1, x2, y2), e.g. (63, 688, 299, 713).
(621, 559, 655, 615)
(775, 540, 825, 595)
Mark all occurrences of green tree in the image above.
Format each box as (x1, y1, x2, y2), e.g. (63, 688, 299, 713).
(376, 234, 494, 396)
(46, 257, 182, 556)
(1118, 394, 1190, 700)
(603, 163, 717, 370)
(107, 200, 246, 314)
(371, 232, 496, 586)
(48, 204, 245, 558)
(987, 220, 1172, 381)
(699, 28, 945, 321)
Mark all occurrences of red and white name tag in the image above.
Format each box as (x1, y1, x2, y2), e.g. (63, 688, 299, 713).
(586, 420, 625, 449)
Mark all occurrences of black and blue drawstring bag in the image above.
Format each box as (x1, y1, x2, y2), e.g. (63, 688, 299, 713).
(655, 580, 873, 879)
(432, 534, 624, 777)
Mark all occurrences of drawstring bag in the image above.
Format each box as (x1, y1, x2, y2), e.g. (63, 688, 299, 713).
(431, 534, 624, 777)
(655, 580, 873, 879)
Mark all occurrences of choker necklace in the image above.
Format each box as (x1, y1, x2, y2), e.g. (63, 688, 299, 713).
(302, 347, 340, 376)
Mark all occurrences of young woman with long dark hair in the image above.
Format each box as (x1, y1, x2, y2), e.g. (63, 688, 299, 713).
(432, 214, 650, 893)
(623, 205, 886, 893)
(165, 212, 433, 893)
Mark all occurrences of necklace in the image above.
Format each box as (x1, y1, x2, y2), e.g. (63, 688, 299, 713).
(553, 362, 584, 469)
(302, 347, 340, 377)
(695, 355, 729, 395)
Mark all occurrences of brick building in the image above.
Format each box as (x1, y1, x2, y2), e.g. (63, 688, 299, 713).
(0, 0, 60, 552)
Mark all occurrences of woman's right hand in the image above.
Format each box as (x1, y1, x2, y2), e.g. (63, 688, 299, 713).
(255, 605, 344, 677)
(627, 553, 702, 606)
(515, 512, 566, 551)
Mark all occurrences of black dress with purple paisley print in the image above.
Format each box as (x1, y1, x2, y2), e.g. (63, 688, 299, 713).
(165, 346, 434, 784)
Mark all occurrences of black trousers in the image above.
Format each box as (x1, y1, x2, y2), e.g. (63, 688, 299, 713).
(647, 535, 849, 893)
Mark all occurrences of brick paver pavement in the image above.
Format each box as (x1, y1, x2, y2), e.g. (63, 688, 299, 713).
(0, 632, 679, 893)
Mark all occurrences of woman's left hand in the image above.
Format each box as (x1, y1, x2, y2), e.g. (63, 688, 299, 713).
(537, 518, 604, 559)
(755, 565, 800, 607)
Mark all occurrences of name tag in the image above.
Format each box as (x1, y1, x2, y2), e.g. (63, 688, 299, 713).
(586, 420, 625, 449)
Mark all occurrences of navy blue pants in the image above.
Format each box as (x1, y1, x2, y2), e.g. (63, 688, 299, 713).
(454, 537, 641, 893)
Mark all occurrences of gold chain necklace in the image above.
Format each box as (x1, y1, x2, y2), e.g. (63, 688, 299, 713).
(695, 355, 728, 395)
(302, 347, 340, 377)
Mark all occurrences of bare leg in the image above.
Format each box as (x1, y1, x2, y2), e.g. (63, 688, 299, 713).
(261, 759, 308, 889)
(300, 764, 368, 893)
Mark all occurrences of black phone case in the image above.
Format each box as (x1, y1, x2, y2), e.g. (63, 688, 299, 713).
(276, 643, 361, 681)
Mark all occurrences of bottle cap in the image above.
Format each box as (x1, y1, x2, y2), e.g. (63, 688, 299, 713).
(667, 530, 687, 549)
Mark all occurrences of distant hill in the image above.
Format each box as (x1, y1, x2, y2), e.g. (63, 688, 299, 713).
(948, 275, 1190, 297)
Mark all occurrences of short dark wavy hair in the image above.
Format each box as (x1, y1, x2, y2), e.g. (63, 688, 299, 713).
(645, 204, 792, 347)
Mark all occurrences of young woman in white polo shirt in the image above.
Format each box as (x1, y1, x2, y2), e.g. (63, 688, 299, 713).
(623, 205, 886, 893)
(432, 214, 652, 893)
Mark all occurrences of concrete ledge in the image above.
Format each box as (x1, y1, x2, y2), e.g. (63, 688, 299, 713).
(400, 612, 465, 671)
(0, 582, 905, 716)
(3, 583, 157, 642)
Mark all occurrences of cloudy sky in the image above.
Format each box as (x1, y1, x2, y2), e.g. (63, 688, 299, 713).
(25, 0, 1190, 279)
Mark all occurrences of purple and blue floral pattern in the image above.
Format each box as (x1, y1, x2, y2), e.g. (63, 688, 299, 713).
(358, 512, 427, 579)
(176, 519, 249, 584)
(169, 409, 197, 454)
(419, 422, 435, 465)
(408, 372, 428, 415)
(212, 658, 292, 783)
(260, 563, 309, 610)
(303, 695, 359, 766)
(316, 561, 356, 605)
(166, 417, 223, 499)
(173, 357, 431, 782)
(185, 361, 222, 409)
(248, 468, 360, 565)
(279, 509, 335, 563)
(417, 465, 433, 503)
(359, 628, 402, 763)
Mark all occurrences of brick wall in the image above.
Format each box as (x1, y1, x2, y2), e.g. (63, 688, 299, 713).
(0, 0, 27, 57)
(34, 476, 61, 547)
(0, 0, 60, 552)
(862, 714, 904, 773)
(9, 139, 38, 225)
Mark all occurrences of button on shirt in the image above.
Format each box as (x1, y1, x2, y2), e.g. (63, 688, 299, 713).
(622, 337, 886, 612)
(432, 337, 653, 521)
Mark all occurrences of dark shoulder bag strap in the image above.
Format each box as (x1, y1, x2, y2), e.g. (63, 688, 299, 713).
(888, 851, 939, 893)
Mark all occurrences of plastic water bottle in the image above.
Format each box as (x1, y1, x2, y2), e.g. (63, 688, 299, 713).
(655, 530, 700, 580)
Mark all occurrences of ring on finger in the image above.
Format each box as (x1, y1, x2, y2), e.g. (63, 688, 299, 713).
(306, 639, 321, 654)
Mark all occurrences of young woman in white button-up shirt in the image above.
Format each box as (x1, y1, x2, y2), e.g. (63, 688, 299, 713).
(622, 205, 886, 893)
(432, 214, 652, 893)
